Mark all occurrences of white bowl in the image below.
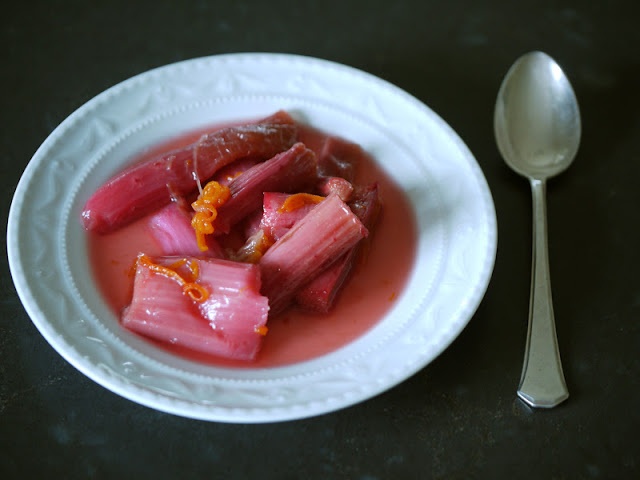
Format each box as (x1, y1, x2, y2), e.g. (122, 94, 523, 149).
(7, 53, 497, 422)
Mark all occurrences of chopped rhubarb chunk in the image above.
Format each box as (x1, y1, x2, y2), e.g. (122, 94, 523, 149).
(122, 256, 269, 361)
(295, 251, 354, 313)
(316, 135, 366, 182)
(348, 183, 382, 225)
(211, 157, 260, 186)
(296, 183, 381, 312)
(147, 203, 225, 258)
(259, 193, 368, 315)
(213, 142, 318, 234)
(262, 110, 297, 126)
(234, 192, 321, 263)
(260, 192, 321, 242)
(81, 119, 297, 234)
(316, 176, 354, 202)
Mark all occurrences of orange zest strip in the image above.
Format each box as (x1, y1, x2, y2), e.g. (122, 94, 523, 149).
(191, 181, 231, 252)
(254, 325, 269, 336)
(278, 193, 324, 213)
(137, 254, 209, 302)
(167, 257, 188, 274)
(168, 257, 200, 282)
(183, 283, 208, 302)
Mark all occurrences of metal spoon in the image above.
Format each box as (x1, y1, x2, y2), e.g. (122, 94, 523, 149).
(494, 51, 580, 408)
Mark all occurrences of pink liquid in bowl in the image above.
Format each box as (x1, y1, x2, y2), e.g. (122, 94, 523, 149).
(88, 121, 417, 368)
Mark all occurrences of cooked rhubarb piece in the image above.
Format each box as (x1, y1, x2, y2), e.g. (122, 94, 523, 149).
(81, 117, 297, 234)
(316, 176, 354, 202)
(211, 157, 260, 186)
(295, 251, 354, 313)
(234, 192, 323, 263)
(315, 135, 366, 182)
(122, 255, 269, 361)
(296, 183, 381, 312)
(259, 193, 368, 316)
(213, 142, 319, 235)
(348, 183, 382, 227)
(147, 203, 225, 258)
(261, 192, 323, 241)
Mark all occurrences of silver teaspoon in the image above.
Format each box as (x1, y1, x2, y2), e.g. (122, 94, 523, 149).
(494, 51, 580, 408)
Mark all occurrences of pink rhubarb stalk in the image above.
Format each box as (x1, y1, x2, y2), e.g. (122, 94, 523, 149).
(260, 192, 320, 241)
(259, 193, 368, 316)
(82, 114, 297, 234)
(147, 203, 225, 258)
(122, 255, 269, 361)
(213, 142, 318, 235)
(316, 135, 366, 182)
(296, 183, 381, 312)
(233, 191, 322, 263)
(316, 176, 354, 202)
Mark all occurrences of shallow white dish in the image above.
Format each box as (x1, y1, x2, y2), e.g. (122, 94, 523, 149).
(7, 53, 496, 423)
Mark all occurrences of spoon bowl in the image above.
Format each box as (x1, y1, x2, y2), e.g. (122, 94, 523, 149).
(495, 51, 581, 180)
(494, 51, 581, 408)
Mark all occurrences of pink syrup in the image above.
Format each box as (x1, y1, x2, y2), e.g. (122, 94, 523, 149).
(88, 120, 417, 368)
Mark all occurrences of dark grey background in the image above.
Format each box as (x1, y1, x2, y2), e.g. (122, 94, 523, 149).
(2, 1, 639, 478)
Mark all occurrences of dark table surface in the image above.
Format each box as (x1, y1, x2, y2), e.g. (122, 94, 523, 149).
(2, 1, 639, 478)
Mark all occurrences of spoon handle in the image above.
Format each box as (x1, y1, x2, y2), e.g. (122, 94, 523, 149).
(518, 179, 569, 408)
